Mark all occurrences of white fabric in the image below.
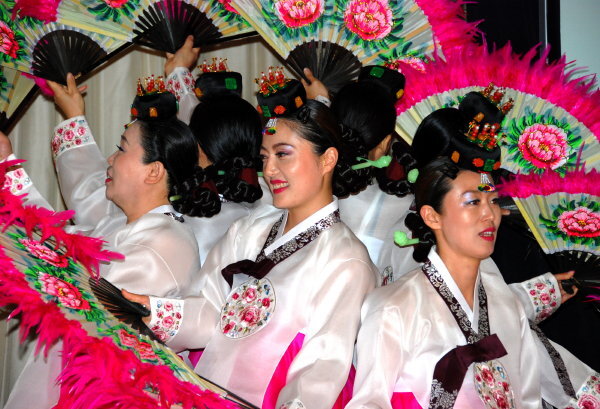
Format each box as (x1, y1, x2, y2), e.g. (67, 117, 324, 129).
(157, 202, 378, 408)
(347, 248, 541, 409)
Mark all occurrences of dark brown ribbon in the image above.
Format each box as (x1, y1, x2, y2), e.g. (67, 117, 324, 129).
(432, 334, 508, 396)
(239, 167, 259, 187)
(221, 258, 276, 287)
(385, 157, 406, 181)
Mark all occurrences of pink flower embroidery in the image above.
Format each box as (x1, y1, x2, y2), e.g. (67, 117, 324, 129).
(20, 238, 69, 268)
(243, 287, 257, 302)
(262, 298, 271, 307)
(535, 282, 546, 290)
(557, 207, 600, 238)
(481, 367, 494, 386)
(0, 21, 20, 59)
(540, 293, 551, 305)
(344, 0, 393, 40)
(162, 316, 175, 328)
(223, 322, 234, 334)
(518, 124, 568, 170)
(240, 306, 260, 325)
(578, 394, 600, 409)
(103, 0, 129, 7)
(38, 273, 91, 310)
(64, 129, 75, 141)
(77, 126, 87, 136)
(275, 0, 324, 28)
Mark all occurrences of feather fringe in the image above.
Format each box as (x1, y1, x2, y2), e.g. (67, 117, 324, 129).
(0, 159, 237, 409)
(21, 72, 54, 96)
(396, 44, 600, 142)
(12, 0, 61, 23)
(498, 168, 600, 198)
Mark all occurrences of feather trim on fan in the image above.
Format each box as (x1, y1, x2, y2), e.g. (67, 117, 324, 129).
(11, 0, 62, 23)
(230, 0, 477, 93)
(133, 0, 222, 53)
(0, 159, 253, 409)
(394, 44, 600, 175)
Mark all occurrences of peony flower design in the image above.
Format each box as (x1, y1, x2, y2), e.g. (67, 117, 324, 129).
(518, 124, 568, 171)
(557, 207, 600, 239)
(20, 238, 70, 268)
(0, 21, 20, 59)
(103, 0, 129, 6)
(117, 329, 160, 361)
(343, 0, 393, 41)
(38, 272, 91, 310)
(84, 0, 140, 23)
(578, 394, 600, 409)
(275, 0, 324, 28)
(217, 0, 239, 14)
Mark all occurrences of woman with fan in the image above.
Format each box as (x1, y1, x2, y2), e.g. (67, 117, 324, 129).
(125, 100, 379, 409)
(347, 156, 544, 408)
(2, 87, 206, 409)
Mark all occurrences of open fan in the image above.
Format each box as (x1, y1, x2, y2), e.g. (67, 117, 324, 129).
(229, 0, 476, 93)
(52, 0, 253, 53)
(394, 45, 600, 175)
(0, 161, 256, 409)
(0, 66, 37, 132)
(498, 168, 600, 299)
(0, 4, 127, 84)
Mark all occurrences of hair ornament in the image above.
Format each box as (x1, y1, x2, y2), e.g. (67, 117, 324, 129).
(263, 117, 277, 135)
(169, 194, 182, 202)
(407, 168, 419, 184)
(297, 105, 311, 124)
(255, 66, 289, 97)
(351, 155, 392, 170)
(198, 57, 229, 73)
(480, 83, 515, 114)
(478, 173, 496, 192)
(394, 231, 420, 247)
(130, 75, 177, 120)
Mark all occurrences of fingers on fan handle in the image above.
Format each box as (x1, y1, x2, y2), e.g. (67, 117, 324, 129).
(555, 270, 576, 280)
(121, 289, 150, 309)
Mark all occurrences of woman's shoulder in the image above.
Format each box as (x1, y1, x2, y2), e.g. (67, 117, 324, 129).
(365, 267, 429, 312)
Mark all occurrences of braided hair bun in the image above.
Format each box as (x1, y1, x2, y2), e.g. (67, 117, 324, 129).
(171, 166, 221, 217)
(215, 156, 263, 203)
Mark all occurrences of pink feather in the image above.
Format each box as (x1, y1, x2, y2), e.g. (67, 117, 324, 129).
(498, 168, 600, 198)
(11, 0, 61, 23)
(21, 73, 54, 96)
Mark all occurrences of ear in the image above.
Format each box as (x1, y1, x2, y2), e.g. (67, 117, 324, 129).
(420, 205, 442, 231)
(368, 134, 393, 161)
(145, 161, 166, 185)
(320, 147, 338, 174)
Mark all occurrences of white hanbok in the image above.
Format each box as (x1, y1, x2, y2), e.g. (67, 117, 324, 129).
(149, 200, 378, 409)
(347, 249, 542, 409)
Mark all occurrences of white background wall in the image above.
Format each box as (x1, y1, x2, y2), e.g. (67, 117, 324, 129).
(560, 0, 600, 81)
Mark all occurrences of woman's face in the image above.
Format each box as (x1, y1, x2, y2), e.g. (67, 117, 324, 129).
(260, 121, 332, 212)
(430, 170, 502, 262)
(105, 122, 151, 208)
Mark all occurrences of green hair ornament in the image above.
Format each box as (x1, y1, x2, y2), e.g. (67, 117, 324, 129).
(394, 231, 419, 247)
(407, 168, 419, 184)
(351, 155, 392, 170)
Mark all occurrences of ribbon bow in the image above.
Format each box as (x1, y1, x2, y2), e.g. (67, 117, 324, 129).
(221, 258, 276, 287)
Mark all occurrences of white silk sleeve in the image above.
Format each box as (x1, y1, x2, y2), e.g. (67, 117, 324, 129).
(346, 304, 403, 409)
(275, 258, 377, 409)
(516, 299, 543, 409)
(52, 116, 118, 227)
(166, 67, 198, 124)
(509, 273, 561, 323)
(2, 154, 53, 209)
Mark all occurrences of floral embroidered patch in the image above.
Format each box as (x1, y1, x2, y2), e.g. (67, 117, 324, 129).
(473, 360, 516, 409)
(52, 117, 94, 158)
(3, 166, 31, 195)
(566, 374, 600, 409)
(220, 278, 275, 339)
(524, 274, 559, 323)
(166, 68, 194, 102)
(149, 298, 183, 343)
(381, 265, 394, 286)
(278, 399, 305, 409)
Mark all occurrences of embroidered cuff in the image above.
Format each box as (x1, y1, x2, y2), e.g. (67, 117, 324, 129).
(148, 296, 184, 343)
(566, 373, 600, 409)
(52, 116, 95, 159)
(314, 95, 331, 107)
(523, 272, 561, 323)
(278, 399, 305, 409)
(166, 67, 195, 102)
(2, 154, 32, 194)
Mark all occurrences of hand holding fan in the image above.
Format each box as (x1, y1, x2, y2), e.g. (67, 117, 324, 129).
(498, 168, 600, 303)
(0, 160, 256, 409)
(229, 0, 476, 93)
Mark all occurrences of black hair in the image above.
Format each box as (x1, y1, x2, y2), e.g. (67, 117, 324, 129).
(331, 81, 397, 151)
(189, 94, 263, 203)
(375, 139, 418, 197)
(137, 118, 220, 217)
(411, 107, 465, 167)
(278, 99, 370, 198)
(458, 91, 505, 127)
(405, 157, 459, 262)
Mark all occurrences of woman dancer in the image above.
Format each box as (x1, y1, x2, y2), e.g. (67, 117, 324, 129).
(126, 100, 378, 409)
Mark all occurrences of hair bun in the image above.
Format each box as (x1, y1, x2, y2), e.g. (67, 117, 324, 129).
(404, 212, 435, 262)
(376, 141, 417, 197)
(215, 156, 263, 203)
(171, 166, 221, 217)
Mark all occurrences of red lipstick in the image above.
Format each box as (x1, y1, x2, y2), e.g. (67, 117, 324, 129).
(479, 227, 496, 242)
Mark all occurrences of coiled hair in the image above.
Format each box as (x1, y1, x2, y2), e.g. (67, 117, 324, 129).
(136, 118, 220, 217)
(405, 157, 459, 262)
(375, 140, 418, 197)
(189, 94, 263, 203)
(278, 99, 369, 198)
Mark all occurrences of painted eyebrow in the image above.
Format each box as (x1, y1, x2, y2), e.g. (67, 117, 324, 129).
(461, 190, 481, 197)
(120, 134, 128, 144)
(260, 142, 295, 150)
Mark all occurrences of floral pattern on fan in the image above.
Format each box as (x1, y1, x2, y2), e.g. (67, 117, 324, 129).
(275, 0, 324, 28)
(503, 110, 582, 175)
(540, 198, 600, 247)
(83, 0, 140, 24)
(0, 20, 26, 63)
(220, 278, 276, 339)
(19, 238, 70, 268)
(38, 272, 91, 310)
(343, 0, 392, 40)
